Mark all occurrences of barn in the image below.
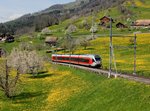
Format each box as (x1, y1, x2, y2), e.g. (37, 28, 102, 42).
(131, 19, 150, 28)
(116, 22, 127, 28)
(5, 35, 14, 43)
(99, 16, 114, 26)
(45, 37, 58, 46)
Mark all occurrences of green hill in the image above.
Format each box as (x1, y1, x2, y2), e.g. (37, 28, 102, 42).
(48, 0, 150, 37)
(46, 0, 150, 77)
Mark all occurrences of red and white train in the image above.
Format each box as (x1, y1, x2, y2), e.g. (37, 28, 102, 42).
(52, 54, 102, 67)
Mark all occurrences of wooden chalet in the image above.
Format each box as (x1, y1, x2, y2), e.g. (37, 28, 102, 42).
(131, 19, 150, 28)
(116, 22, 127, 28)
(45, 37, 58, 46)
(99, 16, 114, 26)
(5, 35, 14, 43)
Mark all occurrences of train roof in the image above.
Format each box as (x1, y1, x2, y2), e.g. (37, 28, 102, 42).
(52, 54, 101, 58)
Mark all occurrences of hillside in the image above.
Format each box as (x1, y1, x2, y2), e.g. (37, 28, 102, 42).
(0, 0, 127, 35)
(0, 64, 150, 111)
(0, 1, 150, 110)
(0, 0, 150, 77)
(48, 0, 150, 37)
(0, 0, 149, 35)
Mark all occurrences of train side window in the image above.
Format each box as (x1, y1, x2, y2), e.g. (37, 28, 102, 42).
(85, 59, 89, 63)
(79, 58, 89, 63)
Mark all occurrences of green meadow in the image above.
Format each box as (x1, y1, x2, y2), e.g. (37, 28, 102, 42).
(0, 64, 150, 111)
(73, 33, 150, 77)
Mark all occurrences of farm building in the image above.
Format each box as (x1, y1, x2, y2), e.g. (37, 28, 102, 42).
(131, 20, 150, 28)
(5, 35, 14, 43)
(99, 16, 114, 26)
(0, 35, 15, 43)
(45, 37, 58, 46)
(116, 22, 127, 28)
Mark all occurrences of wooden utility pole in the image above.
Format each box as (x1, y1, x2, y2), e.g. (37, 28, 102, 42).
(91, 9, 94, 39)
(133, 34, 137, 75)
(109, 17, 113, 78)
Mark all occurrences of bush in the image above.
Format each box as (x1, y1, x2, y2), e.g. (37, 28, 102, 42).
(65, 24, 77, 34)
(41, 28, 52, 35)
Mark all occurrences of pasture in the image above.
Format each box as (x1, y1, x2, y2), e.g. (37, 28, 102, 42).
(0, 64, 150, 111)
(74, 33, 150, 77)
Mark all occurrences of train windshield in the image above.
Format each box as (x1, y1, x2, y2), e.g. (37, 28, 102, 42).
(95, 55, 101, 61)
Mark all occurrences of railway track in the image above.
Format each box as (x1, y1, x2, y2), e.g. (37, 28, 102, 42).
(52, 62, 150, 84)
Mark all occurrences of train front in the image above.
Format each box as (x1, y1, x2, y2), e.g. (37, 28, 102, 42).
(91, 55, 102, 68)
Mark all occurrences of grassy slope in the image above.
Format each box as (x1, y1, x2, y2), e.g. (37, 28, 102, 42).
(49, 0, 150, 37)
(0, 64, 150, 111)
(0, 0, 149, 77)
(50, 0, 150, 77)
(0, 1, 150, 111)
(0, 34, 47, 54)
(70, 33, 150, 77)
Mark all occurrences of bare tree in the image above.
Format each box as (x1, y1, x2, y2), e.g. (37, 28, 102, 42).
(26, 51, 44, 76)
(61, 34, 77, 54)
(0, 58, 21, 98)
(80, 39, 90, 50)
(90, 23, 98, 33)
(81, 19, 90, 30)
(8, 47, 44, 76)
(41, 27, 52, 35)
(65, 24, 77, 34)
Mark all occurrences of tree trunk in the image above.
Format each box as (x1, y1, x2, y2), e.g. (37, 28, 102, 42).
(5, 60, 11, 98)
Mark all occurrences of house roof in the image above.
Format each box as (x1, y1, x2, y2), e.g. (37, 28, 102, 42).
(100, 16, 114, 23)
(7, 36, 14, 39)
(116, 22, 127, 26)
(100, 16, 114, 20)
(116, 22, 124, 25)
(133, 20, 150, 26)
(100, 16, 110, 20)
(45, 37, 58, 43)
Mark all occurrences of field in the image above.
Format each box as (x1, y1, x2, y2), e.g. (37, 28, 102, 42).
(0, 64, 150, 111)
(0, 0, 149, 78)
(46, 0, 150, 78)
(71, 33, 150, 77)
(1, 34, 150, 78)
(0, 0, 150, 111)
